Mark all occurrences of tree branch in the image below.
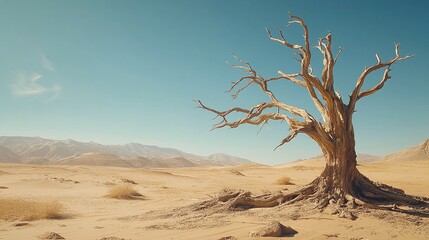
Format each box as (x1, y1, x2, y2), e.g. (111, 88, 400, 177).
(358, 67, 391, 99)
(224, 55, 316, 122)
(349, 43, 412, 112)
(274, 130, 299, 150)
(334, 47, 343, 64)
(273, 71, 307, 87)
(195, 100, 306, 132)
(265, 28, 304, 52)
(266, 13, 331, 124)
(315, 33, 335, 91)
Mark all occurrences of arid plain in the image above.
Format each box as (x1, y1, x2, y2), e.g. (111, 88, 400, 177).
(1, 140, 429, 240)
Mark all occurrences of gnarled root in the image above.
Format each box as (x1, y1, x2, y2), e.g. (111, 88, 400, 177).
(191, 175, 429, 219)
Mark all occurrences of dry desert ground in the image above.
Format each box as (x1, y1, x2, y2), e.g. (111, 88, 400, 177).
(1, 158, 428, 240)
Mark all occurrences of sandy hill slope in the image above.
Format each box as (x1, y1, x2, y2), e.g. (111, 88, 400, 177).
(54, 153, 198, 168)
(0, 145, 21, 163)
(280, 153, 381, 168)
(205, 153, 252, 166)
(55, 153, 135, 168)
(381, 139, 429, 162)
(127, 156, 197, 168)
(151, 157, 197, 168)
(279, 139, 428, 169)
(357, 153, 381, 163)
(0, 136, 253, 167)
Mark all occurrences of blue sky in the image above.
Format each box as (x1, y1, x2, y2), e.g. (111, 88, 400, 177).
(1, 0, 428, 165)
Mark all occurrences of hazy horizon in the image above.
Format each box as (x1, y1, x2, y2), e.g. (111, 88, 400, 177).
(1, 0, 429, 165)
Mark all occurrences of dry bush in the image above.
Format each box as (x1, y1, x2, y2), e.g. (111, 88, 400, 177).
(229, 169, 245, 176)
(120, 178, 137, 184)
(106, 184, 144, 200)
(0, 198, 65, 221)
(275, 176, 294, 185)
(38, 232, 65, 239)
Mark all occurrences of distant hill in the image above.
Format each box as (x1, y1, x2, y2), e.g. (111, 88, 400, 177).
(206, 153, 253, 166)
(280, 139, 429, 167)
(381, 139, 429, 162)
(285, 153, 381, 166)
(0, 145, 21, 163)
(55, 153, 198, 168)
(55, 153, 135, 168)
(357, 154, 381, 163)
(0, 136, 253, 167)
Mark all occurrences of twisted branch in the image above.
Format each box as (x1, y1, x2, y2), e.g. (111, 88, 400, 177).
(195, 99, 310, 147)
(348, 43, 412, 112)
(315, 33, 335, 91)
(266, 14, 332, 124)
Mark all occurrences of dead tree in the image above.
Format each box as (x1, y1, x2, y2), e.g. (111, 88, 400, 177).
(195, 14, 428, 214)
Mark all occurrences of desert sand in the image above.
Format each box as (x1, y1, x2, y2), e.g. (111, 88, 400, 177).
(1, 158, 428, 240)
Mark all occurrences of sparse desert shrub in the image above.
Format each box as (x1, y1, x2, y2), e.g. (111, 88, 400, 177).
(229, 169, 245, 176)
(106, 184, 143, 200)
(120, 178, 137, 184)
(275, 176, 294, 185)
(38, 232, 65, 239)
(0, 198, 65, 221)
(97, 237, 126, 240)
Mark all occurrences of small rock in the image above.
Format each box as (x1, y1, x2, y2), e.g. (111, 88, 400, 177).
(97, 237, 126, 240)
(121, 178, 137, 184)
(289, 212, 301, 220)
(38, 232, 65, 239)
(249, 221, 297, 237)
(13, 222, 29, 227)
(218, 236, 237, 240)
(323, 233, 340, 238)
(282, 224, 299, 236)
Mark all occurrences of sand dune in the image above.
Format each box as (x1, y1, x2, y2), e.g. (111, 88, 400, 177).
(381, 139, 429, 162)
(0, 155, 428, 239)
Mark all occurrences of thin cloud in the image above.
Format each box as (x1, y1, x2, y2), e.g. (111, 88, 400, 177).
(9, 51, 61, 100)
(45, 83, 62, 102)
(10, 72, 61, 97)
(40, 52, 55, 71)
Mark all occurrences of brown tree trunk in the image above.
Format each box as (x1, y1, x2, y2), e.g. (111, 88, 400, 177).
(319, 150, 358, 202)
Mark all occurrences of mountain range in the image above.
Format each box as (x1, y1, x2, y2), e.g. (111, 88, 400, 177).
(0, 136, 252, 167)
(0, 136, 428, 168)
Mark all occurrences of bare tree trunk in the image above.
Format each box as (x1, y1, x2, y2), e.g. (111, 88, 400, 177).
(321, 119, 358, 197)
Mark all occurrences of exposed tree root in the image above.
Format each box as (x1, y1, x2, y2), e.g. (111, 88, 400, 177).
(192, 175, 429, 220)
